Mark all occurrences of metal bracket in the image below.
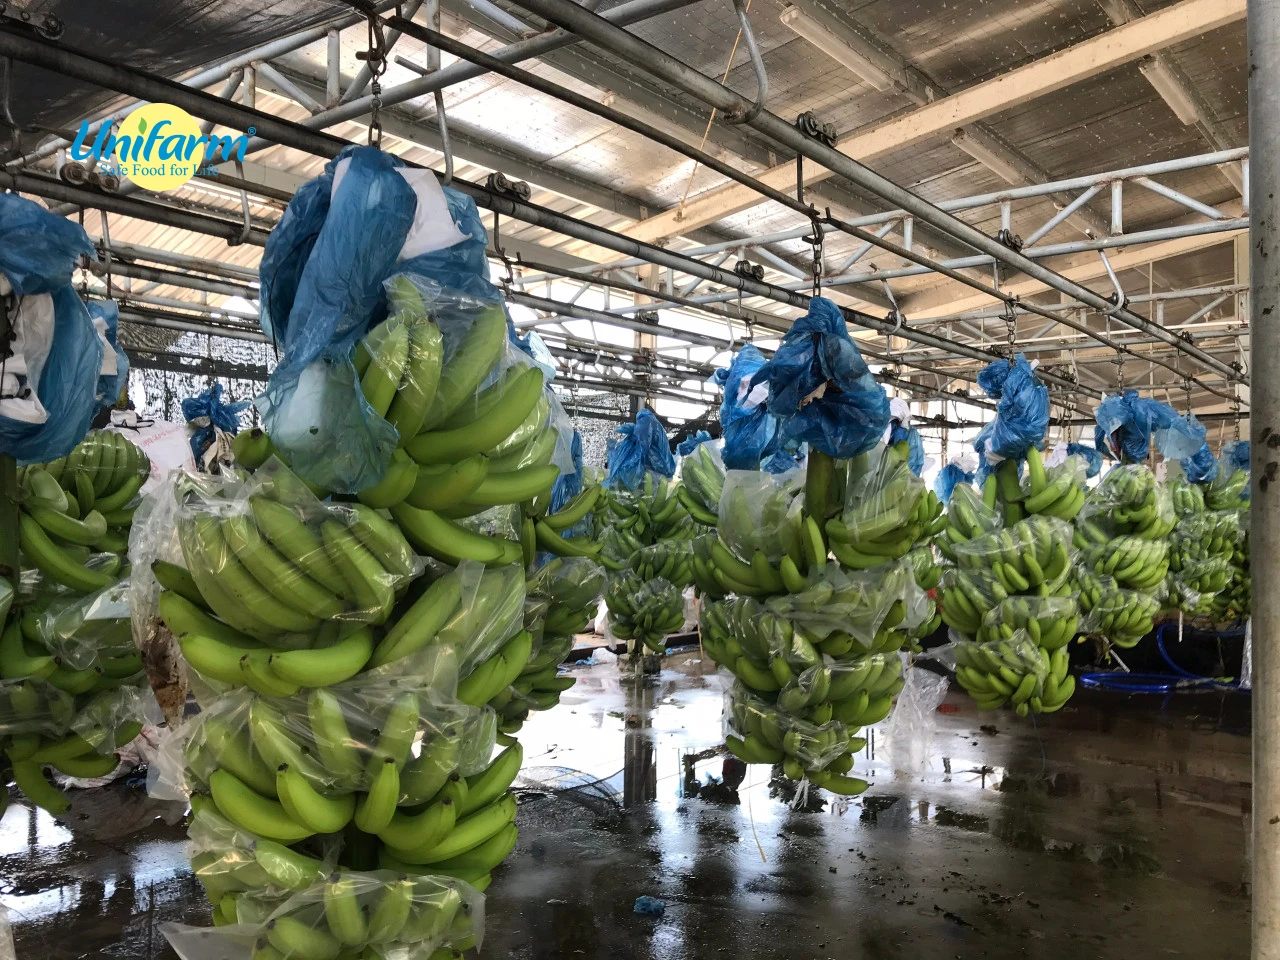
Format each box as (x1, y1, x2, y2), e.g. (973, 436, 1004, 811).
(723, 0, 768, 125)
(227, 159, 253, 246)
(733, 259, 764, 282)
(485, 171, 531, 202)
(636, 309, 660, 324)
(432, 89, 453, 185)
(0, 4, 62, 39)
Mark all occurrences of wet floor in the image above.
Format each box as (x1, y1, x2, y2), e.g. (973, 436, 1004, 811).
(2, 649, 1253, 959)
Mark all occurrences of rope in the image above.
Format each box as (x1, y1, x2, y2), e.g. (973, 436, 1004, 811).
(675, 0, 753, 220)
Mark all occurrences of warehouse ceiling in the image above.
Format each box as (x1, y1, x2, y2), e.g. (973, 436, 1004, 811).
(0, 0, 1252, 420)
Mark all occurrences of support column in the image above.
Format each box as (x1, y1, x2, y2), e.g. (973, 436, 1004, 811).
(1250, 2, 1280, 958)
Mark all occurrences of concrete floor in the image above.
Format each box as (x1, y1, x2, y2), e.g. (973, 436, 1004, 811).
(1, 649, 1253, 959)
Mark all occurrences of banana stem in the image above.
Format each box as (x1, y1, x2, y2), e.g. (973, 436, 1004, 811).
(805, 450, 835, 524)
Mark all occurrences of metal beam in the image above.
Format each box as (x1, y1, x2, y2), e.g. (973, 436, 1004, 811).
(1249, 0, 1280, 950)
(620, 0, 1246, 244)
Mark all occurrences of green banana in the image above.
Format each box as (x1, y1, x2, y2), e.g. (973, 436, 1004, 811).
(276, 763, 356, 834)
(409, 365, 544, 465)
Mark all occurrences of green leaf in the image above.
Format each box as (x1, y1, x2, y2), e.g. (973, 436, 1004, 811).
(137, 118, 147, 134)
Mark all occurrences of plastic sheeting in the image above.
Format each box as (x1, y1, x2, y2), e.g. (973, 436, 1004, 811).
(972, 355, 1048, 469)
(0, 194, 94, 296)
(1222, 439, 1250, 477)
(606, 408, 675, 490)
(889, 423, 925, 477)
(755, 297, 888, 460)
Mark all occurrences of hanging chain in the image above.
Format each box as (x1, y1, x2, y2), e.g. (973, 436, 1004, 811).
(1233, 385, 1242, 440)
(806, 216, 824, 298)
(1002, 299, 1018, 352)
(358, 14, 390, 148)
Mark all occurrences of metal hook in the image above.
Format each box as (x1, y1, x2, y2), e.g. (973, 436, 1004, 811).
(1098, 250, 1128, 316)
(432, 90, 454, 185)
(228, 160, 253, 246)
(98, 209, 113, 300)
(724, 0, 768, 125)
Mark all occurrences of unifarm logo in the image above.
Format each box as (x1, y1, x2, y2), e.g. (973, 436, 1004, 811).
(69, 103, 254, 191)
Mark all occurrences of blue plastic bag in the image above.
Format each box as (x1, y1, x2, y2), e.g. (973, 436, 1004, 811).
(0, 194, 94, 296)
(1, 286, 104, 465)
(1222, 439, 1250, 477)
(676, 430, 714, 457)
(606, 408, 675, 490)
(86, 300, 129, 408)
(182, 383, 250, 466)
(756, 297, 889, 460)
(889, 423, 925, 477)
(715, 344, 778, 470)
(934, 461, 974, 504)
(1066, 442, 1104, 478)
(510, 325, 556, 382)
(1094, 391, 1206, 463)
(256, 147, 418, 492)
(762, 446, 805, 474)
(549, 430, 584, 515)
(1180, 441, 1220, 484)
(973, 354, 1048, 465)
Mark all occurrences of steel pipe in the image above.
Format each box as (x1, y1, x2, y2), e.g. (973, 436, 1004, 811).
(0, 170, 272, 245)
(499, 0, 1245, 386)
(90, 240, 261, 282)
(87, 259, 258, 298)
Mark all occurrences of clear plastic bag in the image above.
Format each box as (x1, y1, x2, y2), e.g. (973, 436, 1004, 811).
(1169, 510, 1239, 564)
(679, 441, 725, 519)
(170, 461, 424, 638)
(1077, 567, 1165, 647)
(766, 559, 927, 651)
(952, 631, 1052, 710)
(952, 515, 1075, 590)
(28, 578, 135, 671)
(839, 443, 926, 539)
(1077, 535, 1169, 591)
(1078, 464, 1175, 540)
(162, 868, 484, 960)
(717, 468, 804, 564)
(175, 654, 491, 806)
(725, 679, 854, 771)
(776, 653, 905, 721)
(1206, 465, 1250, 511)
(881, 663, 950, 775)
(1168, 476, 1206, 517)
(977, 594, 1078, 649)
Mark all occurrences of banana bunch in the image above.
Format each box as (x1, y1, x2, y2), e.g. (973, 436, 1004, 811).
(1205, 468, 1249, 512)
(1079, 464, 1176, 540)
(725, 682, 869, 795)
(604, 571, 684, 652)
(1169, 477, 1206, 517)
(1076, 534, 1170, 591)
(1210, 531, 1250, 621)
(172, 495, 418, 645)
(935, 481, 1000, 563)
(827, 461, 945, 571)
(1020, 447, 1086, 520)
(676, 443, 724, 526)
(952, 515, 1074, 598)
(527, 557, 605, 639)
(689, 535, 727, 600)
(764, 560, 921, 652)
(717, 474, 807, 573)
(1165, 510, 1239, 613)
(1076, 568, 1162, 647)
(604, 474, 698, 547)
(976, 595, 1078, 650)
(907, 597, 942, 652)
(490, 633, 577, 736)
(775, 655, 905, 723)
(16, 432, 149, 592)
(530, 483, 604, 561)
(630, 539, 695, 588)
(953, 636, 1073, 715)
(905, 545, 941, 591)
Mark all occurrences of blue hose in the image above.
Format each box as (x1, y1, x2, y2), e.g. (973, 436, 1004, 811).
(1154, 622, 1246, 689)
(1078, 672, 1184, 693)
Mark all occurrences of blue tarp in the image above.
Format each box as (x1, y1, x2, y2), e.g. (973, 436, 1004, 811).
(755, 297, 889, 460)
(0, 194, 94, 296)
(606, 408, 675, 490)
(1222, 439, 1250, 476)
